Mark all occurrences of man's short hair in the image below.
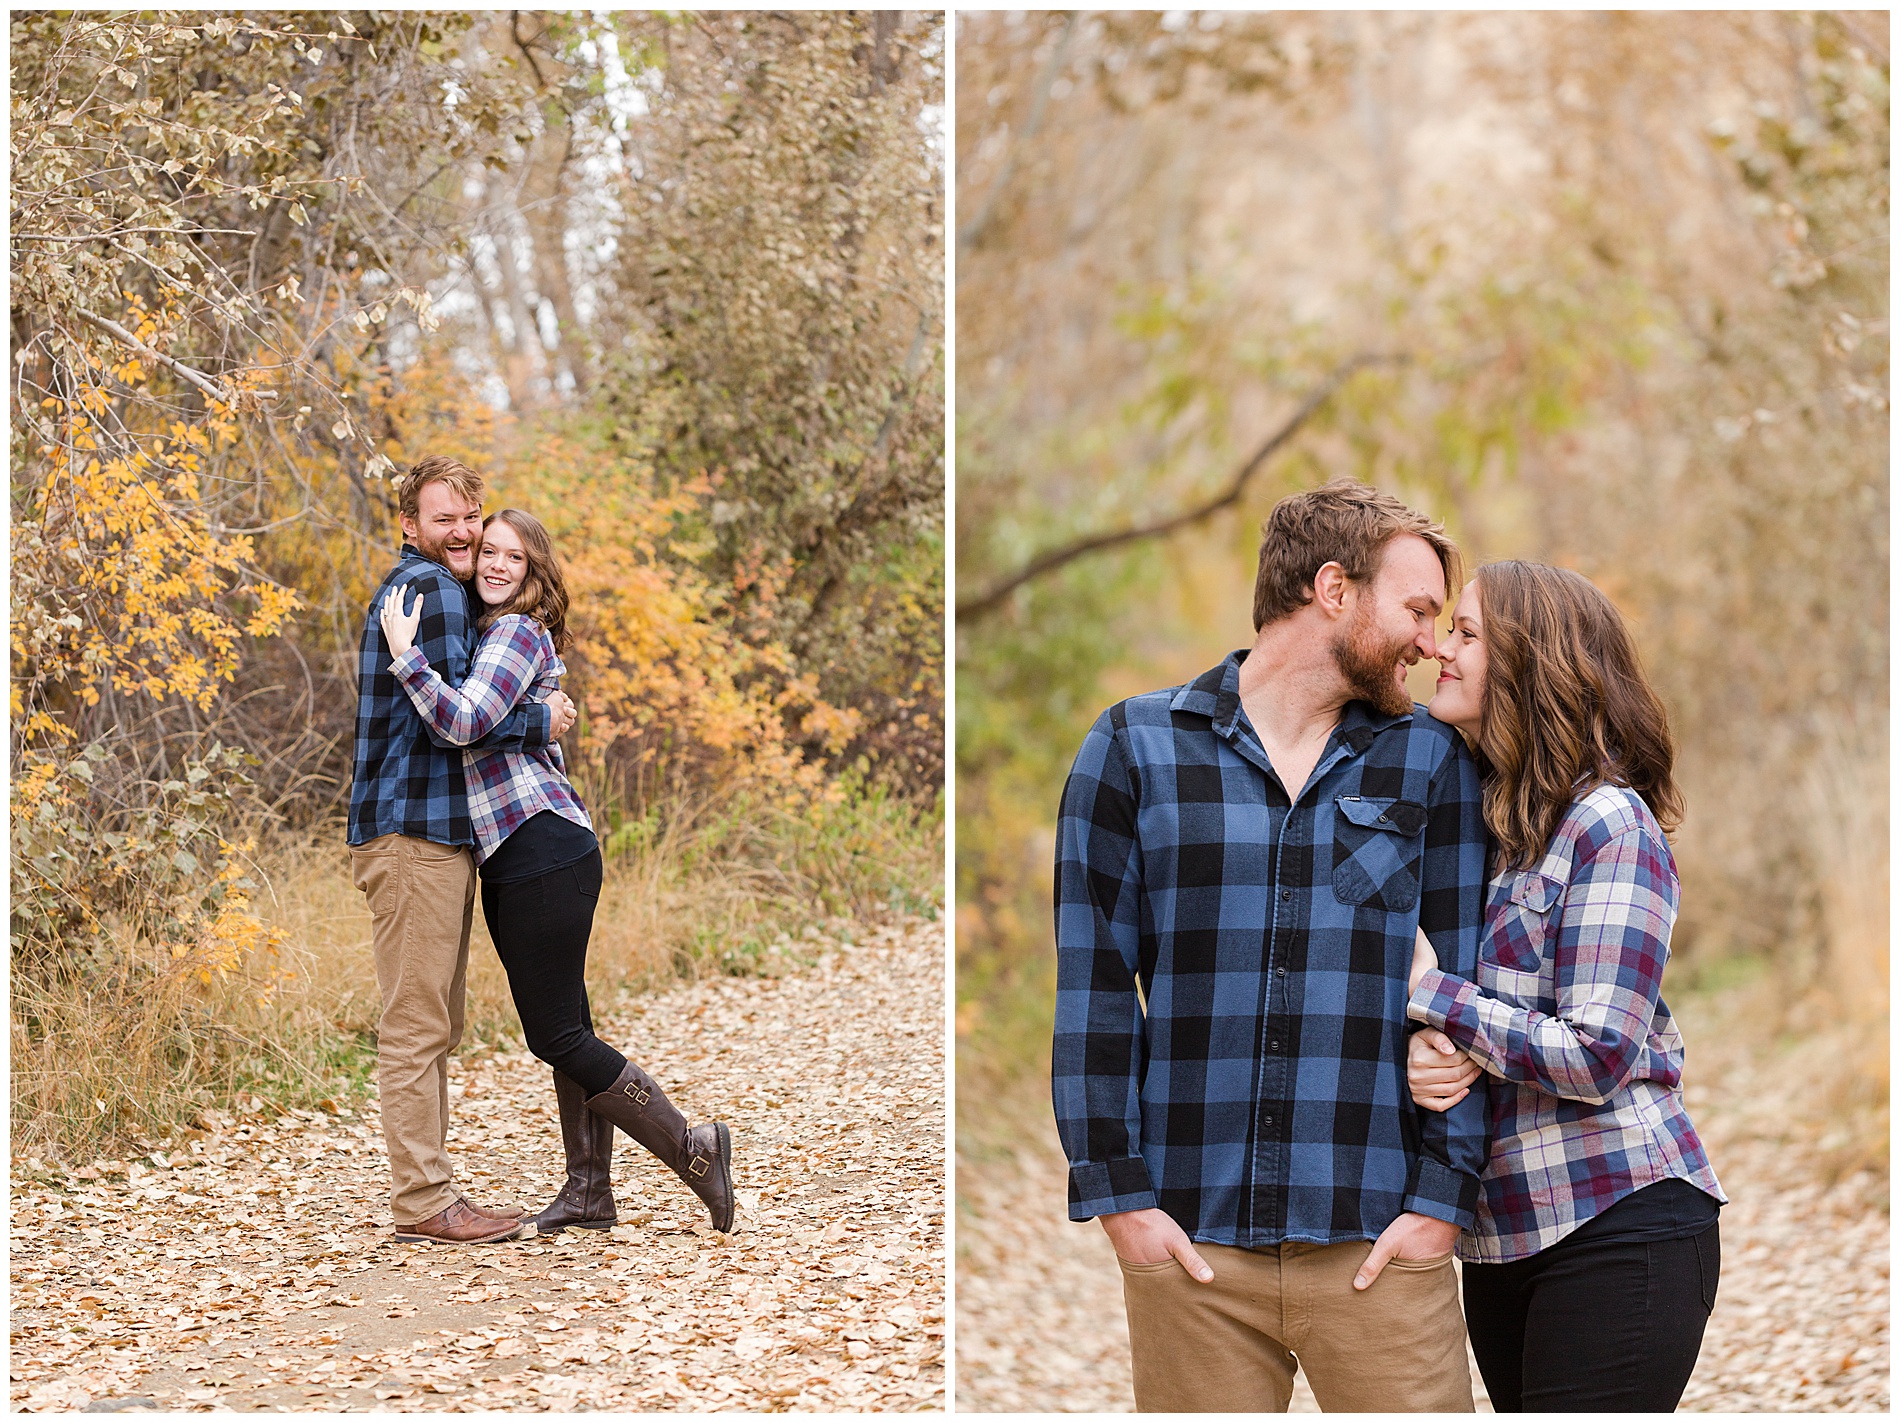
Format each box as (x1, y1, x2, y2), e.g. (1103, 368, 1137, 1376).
(1252, 478, 1459, 630)
(398, 455, 485, 523)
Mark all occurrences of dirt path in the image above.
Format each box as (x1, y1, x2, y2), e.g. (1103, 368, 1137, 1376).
(954, 995, 1888, 1413)
(11, 917, 945, 1413)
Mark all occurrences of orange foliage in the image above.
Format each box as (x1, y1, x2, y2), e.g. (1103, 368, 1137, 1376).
(479, 421, 851, 811)
(12, 318, 298, 974)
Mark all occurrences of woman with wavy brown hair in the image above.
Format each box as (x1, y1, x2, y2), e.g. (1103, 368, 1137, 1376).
(380, 508, 736, 1238)
(1403, 560, 1725, 1412)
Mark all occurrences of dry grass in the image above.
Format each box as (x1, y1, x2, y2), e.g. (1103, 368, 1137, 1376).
(1780, 727, 1889, 1185)
(11, 786, 943, 1166)
(10, 835, 375, 1162)
(1671, 726, 1900, 1194)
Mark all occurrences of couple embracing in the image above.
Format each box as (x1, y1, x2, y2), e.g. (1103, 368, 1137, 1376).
(1055, 480, 1724, 1412)
(347, 456, 735, 1247)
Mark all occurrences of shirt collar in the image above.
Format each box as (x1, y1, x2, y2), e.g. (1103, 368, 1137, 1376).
(1170, 648, 1416, 753)
(1169, 651, 1240, 724)
(1333, 696, 1412, 754)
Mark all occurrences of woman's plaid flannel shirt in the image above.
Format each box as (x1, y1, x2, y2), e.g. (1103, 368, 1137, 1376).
(1408, 782, 1725, 1263)
(389, 613, 592, 865)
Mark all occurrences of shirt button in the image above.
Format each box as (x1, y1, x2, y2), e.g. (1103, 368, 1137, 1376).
(1262, 1115, 1274, 1126)
(1269, 1040, 1282, 1051)
(1280, 889, 1292, 901)
(1276, 965, 1287, 976)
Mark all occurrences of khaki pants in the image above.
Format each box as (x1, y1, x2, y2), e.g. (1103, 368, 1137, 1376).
(350, 834, 477, 1226)
(1119, 1239, 1474, 1412)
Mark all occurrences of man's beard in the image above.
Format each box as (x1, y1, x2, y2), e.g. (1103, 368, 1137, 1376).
(415, 527, 474, 578)
(1332, 603, 1417, 717)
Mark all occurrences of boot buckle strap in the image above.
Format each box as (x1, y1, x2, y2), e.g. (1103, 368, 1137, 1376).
(623, 1083, 651, 1106)
(688, 1156, 710, 1178)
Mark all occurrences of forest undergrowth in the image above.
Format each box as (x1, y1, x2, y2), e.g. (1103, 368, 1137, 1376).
(14, 788, 943, 1168)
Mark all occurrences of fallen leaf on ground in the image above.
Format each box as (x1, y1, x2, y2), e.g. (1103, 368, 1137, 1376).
(12, 916, 945, 1413)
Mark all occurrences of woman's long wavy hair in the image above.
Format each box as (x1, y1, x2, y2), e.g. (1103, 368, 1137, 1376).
(1474, 561, 1682, 871)
(477, 509, 572, 654)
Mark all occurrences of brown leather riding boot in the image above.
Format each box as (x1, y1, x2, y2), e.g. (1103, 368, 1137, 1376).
(584, 1062, 735, 1232)
(532, 1070, 617, 1235)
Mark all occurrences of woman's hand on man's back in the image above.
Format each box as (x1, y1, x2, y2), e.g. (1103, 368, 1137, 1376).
(381, 583, 423, 660)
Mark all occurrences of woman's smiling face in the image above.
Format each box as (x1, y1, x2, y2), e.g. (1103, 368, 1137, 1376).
(475, 516, 528, 608)
(1428, 578, 1487, 736)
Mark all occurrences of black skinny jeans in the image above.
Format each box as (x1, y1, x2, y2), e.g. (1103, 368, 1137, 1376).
(480, 848, 628, 1098)
(1462, 1221, 1721, 1412)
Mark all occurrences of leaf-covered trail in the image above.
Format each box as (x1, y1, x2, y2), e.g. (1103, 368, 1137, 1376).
(11, 917, 945, 1412)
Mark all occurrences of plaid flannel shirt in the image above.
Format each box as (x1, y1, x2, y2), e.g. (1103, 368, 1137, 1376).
(1408, 783, 1725, 1263)
(1053, 651, 1491, 1248)
(347, 547, 551, 849)
(390, 612, 592, 865)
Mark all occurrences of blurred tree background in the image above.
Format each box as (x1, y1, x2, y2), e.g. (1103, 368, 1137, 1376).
(11, 10, 944, 1157)
(957, 9, 1886, 1181)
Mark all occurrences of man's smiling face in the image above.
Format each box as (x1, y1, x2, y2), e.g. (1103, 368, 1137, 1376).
(401, 480, 482, 580)
(1330, 533, 1446, 717)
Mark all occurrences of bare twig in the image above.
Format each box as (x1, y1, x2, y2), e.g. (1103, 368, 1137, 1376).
(511, 10, 549, 92)
(72, 307, 234, 406)
(956, 353, 1406, 620)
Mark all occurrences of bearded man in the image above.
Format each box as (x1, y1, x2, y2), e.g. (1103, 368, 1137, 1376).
(348, 455, 577, 1245)
(1053, 478, 1490, 1411)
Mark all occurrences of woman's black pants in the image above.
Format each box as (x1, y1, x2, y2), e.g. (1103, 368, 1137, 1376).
(1461, 1221, 1721, 1412)
(479, 849, 628, 1098)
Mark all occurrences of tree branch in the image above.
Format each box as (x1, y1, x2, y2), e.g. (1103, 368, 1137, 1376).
(511, 10, 549, 92)
(957, 11, 1081, 257)
(1829, 11, 1888, 65)
(73, 308, 236, 406)
(955, 352, 1405, 620)
(15, 228, 257, 242)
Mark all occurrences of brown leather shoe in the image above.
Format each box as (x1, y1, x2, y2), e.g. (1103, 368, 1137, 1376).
(394, 1199, 525, 1245)
(458, 1194, 525, 1221)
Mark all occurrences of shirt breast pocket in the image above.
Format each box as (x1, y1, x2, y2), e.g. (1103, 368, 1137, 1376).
(1485, 870, 1564, 972)
(1330, 796, 1427, 913)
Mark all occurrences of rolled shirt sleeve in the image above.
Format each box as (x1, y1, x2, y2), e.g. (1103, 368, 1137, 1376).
(1051, 710, 1158, 1220)
(1402, 734, 1491, 1228)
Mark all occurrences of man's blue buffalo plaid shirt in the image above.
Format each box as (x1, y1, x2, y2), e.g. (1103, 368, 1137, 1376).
(1053, 651, 1492, 1246)
(348, 545, 552, 849)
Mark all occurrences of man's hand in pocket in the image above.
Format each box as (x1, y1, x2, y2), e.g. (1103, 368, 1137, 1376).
(1353, 1211, 1460, 1290)
(1099, 1208, 1215, 1282)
